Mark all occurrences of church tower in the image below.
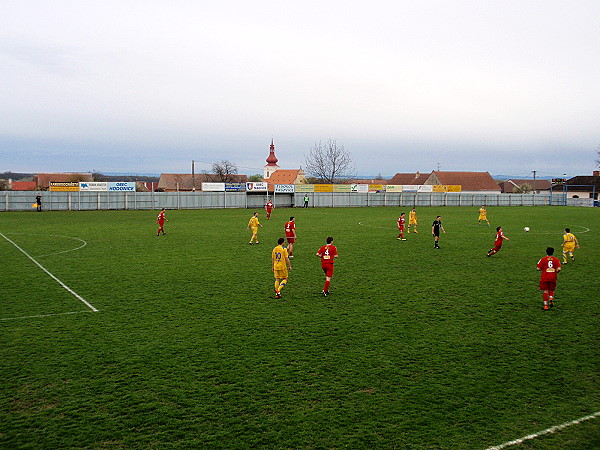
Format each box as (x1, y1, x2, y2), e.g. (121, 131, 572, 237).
(264, 138, 280, 179)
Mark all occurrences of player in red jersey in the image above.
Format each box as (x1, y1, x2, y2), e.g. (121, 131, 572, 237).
(284, 216, 296, 258)
(316, 236, 338, 296)
(397, 213, 406, 240)
(487, 226, 509, 257)
(156, 208, 167, 236)
(537, 247, 562, 310)
(265, 200, 274, 219)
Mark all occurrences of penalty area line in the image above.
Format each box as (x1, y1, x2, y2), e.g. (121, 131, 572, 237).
(486, 410, 600, 449)
(1, 310, 95, 321)
(0, 232, 98, 313)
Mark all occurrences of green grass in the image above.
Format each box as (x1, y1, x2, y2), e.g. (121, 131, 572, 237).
(1, 206, 599, 448)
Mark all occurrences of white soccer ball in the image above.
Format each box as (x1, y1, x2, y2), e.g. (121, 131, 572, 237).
(524, 227, 530, 232)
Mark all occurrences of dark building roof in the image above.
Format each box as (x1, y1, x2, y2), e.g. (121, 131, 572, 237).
(499, 179, 552, 193)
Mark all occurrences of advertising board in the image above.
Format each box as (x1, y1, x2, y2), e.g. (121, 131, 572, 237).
(275, 184, 295, 193)
(225, 182, 246, 192)
(246, 182, 268, 192)
(79, 182, 108, 191)
(108, 182, 136, 191)
(49, 182, 79, 192)
(202, 182, 226, 191)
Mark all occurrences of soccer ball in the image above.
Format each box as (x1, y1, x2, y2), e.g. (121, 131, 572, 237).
(524, 227, 530, 232)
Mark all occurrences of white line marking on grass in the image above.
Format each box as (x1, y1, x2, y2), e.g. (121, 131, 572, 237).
(0, 310, 94, 321)
(358, 221, 391, 230)
(2, 232, 88, 258)
(573, 225, 590, 233)
(485, 410, 600, 449)
(0, 232, 98, 313)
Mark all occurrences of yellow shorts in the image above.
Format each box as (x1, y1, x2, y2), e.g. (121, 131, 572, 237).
(478, 215, 487, 221)
(251, 226, 258, 233)
(563, 244, 575, 252)
(409, 220, 417, 225)
(274, 269, 288, 279)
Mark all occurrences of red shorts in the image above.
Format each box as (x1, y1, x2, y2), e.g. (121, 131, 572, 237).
(158, 220, 165, 226)
(539, 280, 556, 291)
(398, 226, 404, 231)
(286, 237, 295, 244)
(266, 208, 273, 213)
(322, 264, 334, 278)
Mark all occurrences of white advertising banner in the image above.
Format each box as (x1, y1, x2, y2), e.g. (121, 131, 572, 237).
(108, 182, 136, 191)
(275, 184, 295, 193)
(351, 184, 369, 193)
(202, 182, 226, 192)
(402, 185, 419, 192)
(79, 182, 108, 191)
(246, 182, 268, 192)
(417, 185, 433, 192)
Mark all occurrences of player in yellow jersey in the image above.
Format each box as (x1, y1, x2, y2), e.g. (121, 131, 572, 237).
(246, 212, 263, 244)
(272, 237, 292, 299)
(478, 206, 490, 226)
(561, 228, 580, 264)
(408, 207, 418, 233)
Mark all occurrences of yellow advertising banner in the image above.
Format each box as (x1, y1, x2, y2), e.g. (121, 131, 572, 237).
(49, 182, 79, 192)
(294, 184, 314, 192)
(314, 184, 333, 193)
(333, 185, 351, 192)
(368, 184, 385, 192)
(433, 185, 462, 192)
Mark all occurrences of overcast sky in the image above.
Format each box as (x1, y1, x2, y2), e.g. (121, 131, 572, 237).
(1, 0, 599, 178)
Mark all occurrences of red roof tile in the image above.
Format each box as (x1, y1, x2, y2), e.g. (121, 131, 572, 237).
(427, 171, 500, 191)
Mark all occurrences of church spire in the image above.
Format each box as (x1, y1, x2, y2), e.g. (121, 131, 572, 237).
(264, 138, 280, 180)
(266, 138, 278, 165)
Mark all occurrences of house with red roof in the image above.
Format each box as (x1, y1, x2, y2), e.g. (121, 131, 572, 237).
(425, 171, 500, 192)
(388, 172, 429, 186)
(10, 181, 38, 191)
(158, 173, 248, 191)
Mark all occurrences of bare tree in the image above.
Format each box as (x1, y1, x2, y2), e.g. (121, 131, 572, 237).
(212, 160, 239, 182)
(596, 144, 600, 169)
(304, 139, 355, 184)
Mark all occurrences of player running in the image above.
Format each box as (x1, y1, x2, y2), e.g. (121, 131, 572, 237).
(561, 228, 580, 264)
(316, 236, 339, 297)
(478, 206, 490, 226)
(156, 208, 168, 236)
(397, 213, 407, 240)
(537, 247, 562, 310)
(272, 237, 292, 299)
(265, 200, 274, 219)
(408, 207, 418, 233)
(246, 212, 263, 244)
(284, 216, 297, 258)
(487, 226, 510, 257)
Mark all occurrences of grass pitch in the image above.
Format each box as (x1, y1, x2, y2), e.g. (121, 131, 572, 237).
(1, 206, 599, 448)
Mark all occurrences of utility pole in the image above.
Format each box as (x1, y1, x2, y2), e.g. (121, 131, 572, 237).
(192, 160, 195, 191)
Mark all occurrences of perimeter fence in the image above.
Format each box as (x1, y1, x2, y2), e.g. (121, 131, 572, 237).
(0, 190, 580, 212)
